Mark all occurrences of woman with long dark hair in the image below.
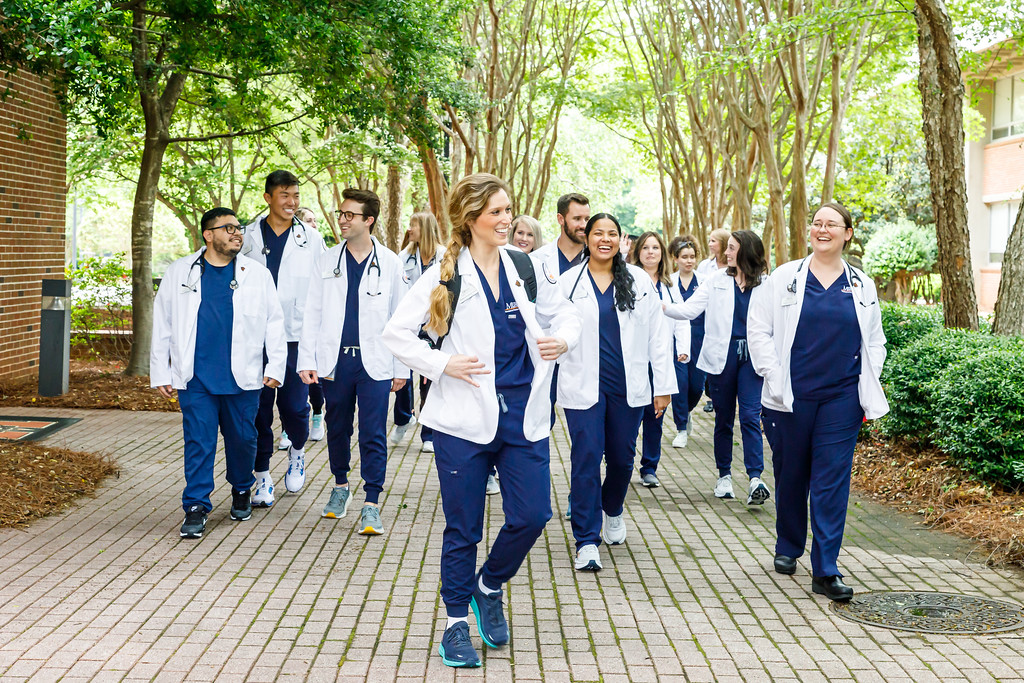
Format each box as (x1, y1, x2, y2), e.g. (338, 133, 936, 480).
(629, 231, 688, 488)
(749, 202, 888, 602)
(559, 214, 676, 571)
(382, 174, 580, 668)
(664, 230, 770, 506)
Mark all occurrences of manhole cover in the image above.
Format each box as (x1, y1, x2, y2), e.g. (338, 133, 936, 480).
(831, 591, 1024, 634)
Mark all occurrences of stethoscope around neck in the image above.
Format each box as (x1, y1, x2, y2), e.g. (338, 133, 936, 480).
(787, 256, 865, 301)
(334, 239, 383, 296)
(182, 249, 238, 293)
(260, 216, 308, 256)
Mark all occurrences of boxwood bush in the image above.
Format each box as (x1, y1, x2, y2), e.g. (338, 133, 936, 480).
(933, 348, 1024, 489)
(879, 303, 943, 354)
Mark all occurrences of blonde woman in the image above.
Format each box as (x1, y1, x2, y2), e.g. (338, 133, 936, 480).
(382, 173, 581, 668)
(508, 214, 543, 253)
(393, 212, 447, 448)
(696, 227, 730, 279)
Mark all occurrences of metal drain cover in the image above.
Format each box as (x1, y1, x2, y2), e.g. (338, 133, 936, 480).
(831, 591, 1024, 634)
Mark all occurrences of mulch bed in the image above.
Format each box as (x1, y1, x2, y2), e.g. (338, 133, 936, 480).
(853, 433, 1024, 567)
(0, 441, 118, 528)
(0, 360, 178, 413)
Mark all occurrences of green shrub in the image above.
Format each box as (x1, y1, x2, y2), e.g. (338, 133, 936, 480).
(932, 347, 1024, 489)
(862, 219, 937, 303)
(67, 254, 133, 360)
(880, 303, 943, 354)
(879, 328, 1015, 440)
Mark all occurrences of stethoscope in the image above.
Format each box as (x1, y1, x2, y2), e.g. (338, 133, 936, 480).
(334, 239, 382, 296)
(787, 257, 867, 304)
(181, 249, 238, 293)
(260, 216, 308, 256)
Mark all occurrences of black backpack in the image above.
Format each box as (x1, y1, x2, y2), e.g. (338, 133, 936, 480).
(424, 249, 538, 350)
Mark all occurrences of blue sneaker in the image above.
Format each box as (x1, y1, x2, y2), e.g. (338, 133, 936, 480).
(470, 573, 509, 648)
(438, 621, 481, 667)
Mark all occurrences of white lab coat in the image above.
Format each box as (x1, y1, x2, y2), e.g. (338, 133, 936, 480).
(747, 258, 889, 419)
(662, 268, 764, 376)
(399, 244, 446, 287)
(695, 256, 725, 280)
(653, 275, 691, 359)
(556, 262, 677, 410)
(531, 240, 582, 286)
(297, 236, 409, 382)
(381, 245, 582, 444)
(151, 249, 286, 391)
(241, 215, 327, 341)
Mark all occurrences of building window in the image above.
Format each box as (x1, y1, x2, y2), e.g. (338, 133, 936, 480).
(989, 200, 1020, 262)
(992, 75, 1024, 141)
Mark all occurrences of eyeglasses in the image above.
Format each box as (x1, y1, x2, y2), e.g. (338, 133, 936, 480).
(810, 221, 846, 230)
(211, 223, 246, 234)
(334, 210, 368, 222)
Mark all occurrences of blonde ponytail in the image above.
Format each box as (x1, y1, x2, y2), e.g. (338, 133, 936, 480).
(425, 173, 512, 337)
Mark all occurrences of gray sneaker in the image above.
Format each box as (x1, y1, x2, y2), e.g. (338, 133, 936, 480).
(322, 486, 351, 519)
(641, 473, 660, 488)
(358, 505, 384, 535)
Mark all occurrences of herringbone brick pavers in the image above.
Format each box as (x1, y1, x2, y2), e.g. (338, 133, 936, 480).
(0, 405, 1022, 681)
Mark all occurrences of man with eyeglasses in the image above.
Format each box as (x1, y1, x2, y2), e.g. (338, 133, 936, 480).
(152, 207, 287, 539)
(241, 170, 327, 508)
(298, 187, 409, 535)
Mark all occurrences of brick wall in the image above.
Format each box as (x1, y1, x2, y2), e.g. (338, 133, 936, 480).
(0, 69, 67, 381)
(983, 136, 1024, 198)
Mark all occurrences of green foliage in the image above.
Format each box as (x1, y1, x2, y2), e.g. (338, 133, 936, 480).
(862, 219, 938, 282)
(879, 303, 944, 354)
(933, 348, 1024, 489)
(67, 254, 133, 360)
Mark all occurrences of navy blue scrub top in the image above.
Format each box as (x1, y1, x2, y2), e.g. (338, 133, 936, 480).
(590, 271, 627, 397)
(475, 262, 534, 391)
(677, 274, 705, 336)
(339, 248, 368, 348)
(261, 218, 289, 285)
(189, 260, 241, 395)
(558, 247, 583, 274)
(731, 281, 752, 338)
(790, 270, 862, 400)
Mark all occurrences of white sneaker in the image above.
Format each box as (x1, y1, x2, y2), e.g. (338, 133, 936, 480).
(252, 471, 275, 507)
(309, 413, 325, 441)
(278, 432, 292, 451)
(602, 511, 627, 545)
(421, 440, 435, 453)
(390, 416, 417, 445)
(485, 474, 500, 496)
(574, 544, 602, 571)
(285, 447, 305, 492)
(714, 474, 734, 499)
(747, 477, 771, 506)
(672, 431, 688, 448)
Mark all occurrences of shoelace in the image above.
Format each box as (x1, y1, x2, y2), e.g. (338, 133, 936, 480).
(449, 625, 471, 646)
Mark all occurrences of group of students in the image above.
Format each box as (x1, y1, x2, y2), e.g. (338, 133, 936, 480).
(150, 169, 888, 669)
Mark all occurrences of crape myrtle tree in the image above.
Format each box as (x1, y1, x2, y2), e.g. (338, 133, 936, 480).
(2, 0, 467, 375)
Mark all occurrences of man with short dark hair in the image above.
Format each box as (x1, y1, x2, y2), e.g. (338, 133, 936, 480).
(152, 207, 287, 539)
(242, 171, 327, 507)
(298, 187, 408, 535)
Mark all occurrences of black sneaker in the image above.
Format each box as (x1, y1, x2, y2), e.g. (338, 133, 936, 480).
(230, 488, 252, 521)
(703, 400, 714, 413)
(180, 505, 207, 538)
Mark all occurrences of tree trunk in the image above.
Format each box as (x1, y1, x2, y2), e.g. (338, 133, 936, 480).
(418, 142, 449, 237)
(992, 201, 1024, 335)
(383, 162, 402, 252)
(914, 0, 978, 330)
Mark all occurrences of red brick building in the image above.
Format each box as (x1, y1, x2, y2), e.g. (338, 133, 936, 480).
(0, 69, 67, 380)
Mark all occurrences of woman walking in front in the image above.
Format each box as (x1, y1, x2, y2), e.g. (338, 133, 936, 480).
(748, 202, 888, 601)
(663, 230, 770, 506)
(559, 214, 675, 571)
(382, 174, 580, 667)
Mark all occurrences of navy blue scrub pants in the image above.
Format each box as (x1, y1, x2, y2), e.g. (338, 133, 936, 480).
(419, 376, 434, 444)
(178, 385, 260, 511)
(433, 385, 551, 617)
(763, 392, 863, 577)
(255, 341, 310, 471)
(671, 333, 706, 431)
(565, 391, 644, 549)
(309, 380, 324, 414)
(393, 375, 414, 427)
(321, 349, 391, 504)
(639, 366, 665, 477)
(708, 338, 764, 479)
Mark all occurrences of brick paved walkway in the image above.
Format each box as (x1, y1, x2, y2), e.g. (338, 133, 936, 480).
(2, 405, 1023, 682)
